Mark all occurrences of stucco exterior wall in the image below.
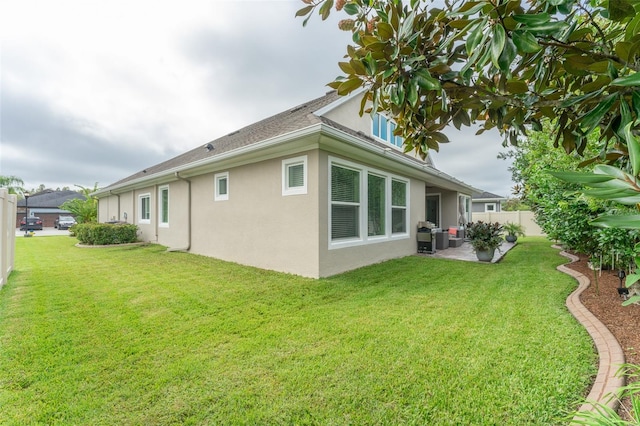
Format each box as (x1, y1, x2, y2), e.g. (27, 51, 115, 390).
(188, 150, 321, 278)
(322, 95, 371, 135)
(440, 190, 461, 230)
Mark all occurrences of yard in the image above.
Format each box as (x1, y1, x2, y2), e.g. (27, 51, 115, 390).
(0, 237, 595, 425)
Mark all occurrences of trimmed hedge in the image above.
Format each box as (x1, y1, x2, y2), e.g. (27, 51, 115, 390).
(72, 223, 139, 245)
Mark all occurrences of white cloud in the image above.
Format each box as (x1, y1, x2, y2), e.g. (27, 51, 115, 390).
(0, 0, 514, 196)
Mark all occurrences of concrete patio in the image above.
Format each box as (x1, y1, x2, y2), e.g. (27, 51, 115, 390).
(417, 240, 517, 263)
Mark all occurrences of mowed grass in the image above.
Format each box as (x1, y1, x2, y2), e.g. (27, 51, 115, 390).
(0, 237, 595, 425)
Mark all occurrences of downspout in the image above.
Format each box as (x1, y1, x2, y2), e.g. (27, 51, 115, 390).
(168, 171, 191, 252)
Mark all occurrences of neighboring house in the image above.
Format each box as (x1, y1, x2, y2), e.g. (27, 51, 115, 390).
(15, 189, 85, 228)
(472, 191, 507, 213)
(94, 90, 475, 278)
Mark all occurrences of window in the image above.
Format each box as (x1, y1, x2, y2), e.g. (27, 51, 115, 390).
(331, 164, 360, 240)
(485, 203, 497, 212)
(329, 157, 409, 248)
(367, 173, 385, 236)
(391, 179, 407, 233)
(159, 186, 169, 227)
(214, 172, 229, 201)
(139, 193, 150, 224)
(282, 156, 307, 196)
(372, 112, 403, 148)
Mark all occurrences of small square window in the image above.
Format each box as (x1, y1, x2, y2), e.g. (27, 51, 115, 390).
(282, 156, 307, 196)
(215, 172, 229, 201)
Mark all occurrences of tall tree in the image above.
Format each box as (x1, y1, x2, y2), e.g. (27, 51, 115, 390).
(0, 175, 25, 195)
(297, 0, 640, 163)
(60, 183, 99, 224)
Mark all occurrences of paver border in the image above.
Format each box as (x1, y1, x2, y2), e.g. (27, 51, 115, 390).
(554, 246, 626, 419)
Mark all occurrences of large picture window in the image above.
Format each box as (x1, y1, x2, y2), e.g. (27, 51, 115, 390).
(329, 158, 409, 248)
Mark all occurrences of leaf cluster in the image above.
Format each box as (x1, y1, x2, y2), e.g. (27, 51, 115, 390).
(298, 0, 640, 161)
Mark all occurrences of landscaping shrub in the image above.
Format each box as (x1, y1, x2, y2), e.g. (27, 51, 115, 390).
(72, 223, 138, 245)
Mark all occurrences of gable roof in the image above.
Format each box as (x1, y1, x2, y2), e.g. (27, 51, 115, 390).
(472, 191, 506, 200)
(96, 91, 473, 195)
(17, 189, 86, 208)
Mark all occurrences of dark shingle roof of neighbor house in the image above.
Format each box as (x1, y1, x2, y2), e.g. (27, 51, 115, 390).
(17, 189, 86, 208)
(103, 90, 452, 190)
(473, 191, 506, 200)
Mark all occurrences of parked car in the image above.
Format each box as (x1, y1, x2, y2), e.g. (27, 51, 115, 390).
(54, 215, 77, 230)
(20, 217, 43, 231)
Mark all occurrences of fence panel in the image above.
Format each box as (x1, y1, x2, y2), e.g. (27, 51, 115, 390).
(471, 211, 544, 236)
(0, 189, 17, 287)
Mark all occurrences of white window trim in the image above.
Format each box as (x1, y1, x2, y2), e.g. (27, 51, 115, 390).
(214, 172, 229, 201)
(158, 185, 169, 228)
(138, 193, 151, 224)
(485, 203, 497, 212)
(371, 112, 404, 150)
(328, 156, 410, 250)
(282, 155, 308, 196)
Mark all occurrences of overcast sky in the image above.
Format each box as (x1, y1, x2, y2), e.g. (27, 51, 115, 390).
(0, 0, 514, 197)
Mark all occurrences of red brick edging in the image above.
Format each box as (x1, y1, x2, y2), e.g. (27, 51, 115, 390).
(554, 246, 626, 417)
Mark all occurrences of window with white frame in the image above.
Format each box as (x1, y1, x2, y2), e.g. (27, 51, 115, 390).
(485, 203, 497, 212)
(282, 156, 307, 196)
(372, 113, 403, 148)
(329, 158, 409, 247)
(331, 164, 360, 240)
(159, 186, 169, 227)
(139, 193, 151, 224)
(214, 172, 229, 201)
(391, 179, 407, 233)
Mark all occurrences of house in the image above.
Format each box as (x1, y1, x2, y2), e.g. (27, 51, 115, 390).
(472, 191, 507, 213)
(15, 189, 85, 228)
(93, 91, 475, 278)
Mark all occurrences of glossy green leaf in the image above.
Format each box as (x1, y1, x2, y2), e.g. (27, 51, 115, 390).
(622, 295, 640, 306)
(319, 0, 334, 20)
(498, 36, 517, 72)
(591, 215, 640, 229)
(344, 3, 359, 16)
(549, 171, 615, 184)
(579, 94, 616, 134)
(608, 0, 636, 21)
(512, 13, 551, 25)
(465, 19, 485, 56)
(512, 30, 541, 53)
(414, 69, 441, 91)
(450, 1, 489, 16)
(377, 22, 395, 40)
(624, 122, 640, 177)
(491, 25, 506, 69)
(295, 5, 313, 17)
(337, 77, 363, 96)
(612, 72, 640, 87)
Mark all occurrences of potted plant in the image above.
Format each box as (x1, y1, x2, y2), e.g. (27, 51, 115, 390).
(503, 222, 525, 243)
(466, 221, 504, 262)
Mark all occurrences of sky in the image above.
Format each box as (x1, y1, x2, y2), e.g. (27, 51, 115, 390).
(0, 0, 514, 198)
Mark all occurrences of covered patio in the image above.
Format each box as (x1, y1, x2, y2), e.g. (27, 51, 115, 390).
(417, 241, 517, 263)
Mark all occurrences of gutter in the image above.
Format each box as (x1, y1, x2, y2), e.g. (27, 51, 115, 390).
(167, 172, 191, 252)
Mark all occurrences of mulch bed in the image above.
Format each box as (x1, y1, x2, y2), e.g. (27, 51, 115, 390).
(563, 251, 640, 419)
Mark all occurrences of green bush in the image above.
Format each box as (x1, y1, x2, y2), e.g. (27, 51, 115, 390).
(72, 223, 139, 245)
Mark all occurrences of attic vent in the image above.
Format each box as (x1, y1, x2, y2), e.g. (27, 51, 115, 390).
(205, 143, 214, 152)
(289, 105, 306, 114)
(227, 130, 239, 137)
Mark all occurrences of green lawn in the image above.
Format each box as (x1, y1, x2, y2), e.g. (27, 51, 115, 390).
(0, 236, 595, 425)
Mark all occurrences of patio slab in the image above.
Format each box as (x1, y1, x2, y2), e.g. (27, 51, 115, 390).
(416, 241, 516, 263)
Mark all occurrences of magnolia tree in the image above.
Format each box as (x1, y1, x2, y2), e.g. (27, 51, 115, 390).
(298, 0, 640, 294)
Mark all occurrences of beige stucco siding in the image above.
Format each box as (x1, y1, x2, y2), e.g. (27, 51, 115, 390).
(322, 95, 371, 135)
(317, 152, 426, 277)
(188, 150, 321, 277)
(440, 190, 461, 230)
(156, 181, 190, 249)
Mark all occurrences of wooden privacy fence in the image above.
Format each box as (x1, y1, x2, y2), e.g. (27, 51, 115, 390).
(0, 188, 17, 287)
(472, 211, 544, 237)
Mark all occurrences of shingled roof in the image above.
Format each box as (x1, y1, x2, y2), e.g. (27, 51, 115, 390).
(100, 90, 460, 192)
(106, 92, 340, 189)
(17, 189, 85, 208)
